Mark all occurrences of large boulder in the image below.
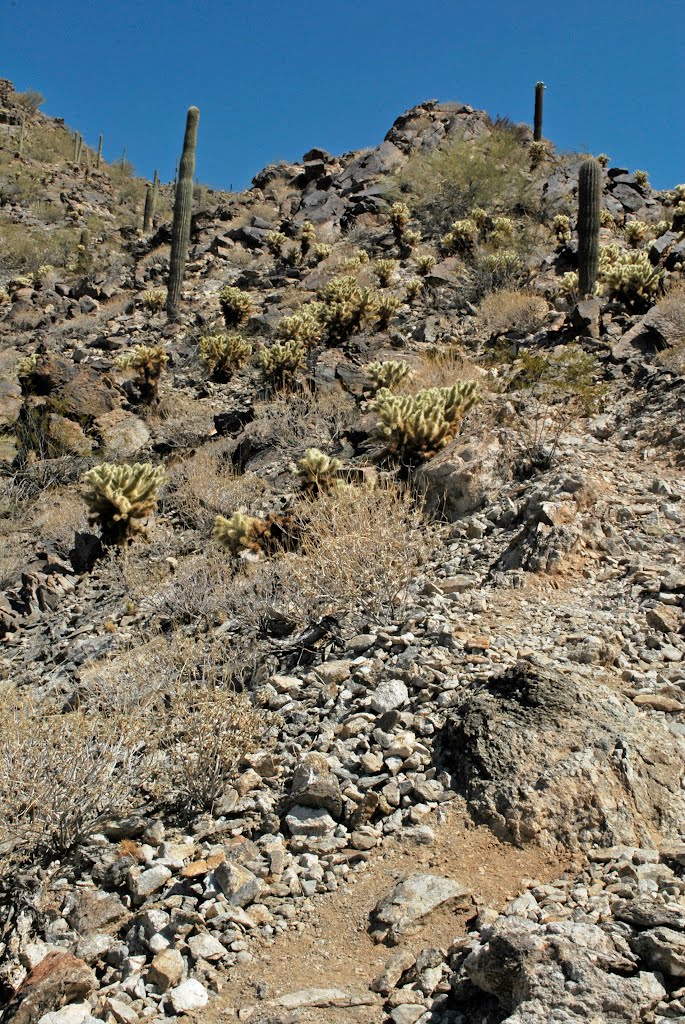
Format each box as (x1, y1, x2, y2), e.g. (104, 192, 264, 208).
(415, 432, 510, 520)
(437, 661, 685, 849)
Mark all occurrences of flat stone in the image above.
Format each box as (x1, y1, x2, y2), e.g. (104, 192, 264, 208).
(285, 805, 337, 837)
(187, 932, 228, 961)
(370, 873, 471, 943)
(127, 864, 171, 899)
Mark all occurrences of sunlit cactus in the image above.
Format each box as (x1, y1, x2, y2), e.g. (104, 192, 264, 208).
(553, 215, 572, 244)
(312, 243, 331, 263)
(376, 294, 401, 329)
(366, 360, 412, 392)
(267, 230, 287, 257)
(83, 462, 166, 544)
(213, 510, 296, 556)
(198, 332, 252, 381)
(276, 304, 326, 348)
(115, 344, 167, 402)
(219, 286, 256, 329)
(405, 278, 422, 301)
(374, 259, 397, 287)
(258, 339, 306, 386)
(577, 158, 602, 296)
(441, 218, 479, 254)
(415, 253, 437, 276)
(623, 220, 650, 247)
(167, 106, 200, 319)
(373, 382, 479, 462)
(300, 220, 317, 257)
(296, 448, 342, 494)
(317, 275, 379, 343)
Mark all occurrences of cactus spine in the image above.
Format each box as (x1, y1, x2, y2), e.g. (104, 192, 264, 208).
(96, 133, 102, 168)
(166, 106, 199, 319)
(143, 183, 154, 232)
(578, 158, 602, 296)
(533, 82, 544, 142)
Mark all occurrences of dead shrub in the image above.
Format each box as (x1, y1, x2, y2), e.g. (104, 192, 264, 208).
(275, 482, 427, 624)
(399, 347, 485, 395)
(654, 283, 685, 373)
(164, 447, 268, 534)
(250, 385, 355, 456)
(477, 289, 549, 337)
(0, 692, 145, 866)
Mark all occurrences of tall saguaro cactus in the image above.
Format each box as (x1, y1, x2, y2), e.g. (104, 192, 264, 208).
(533, 82, 545, 142)
(578, 158, 602, 296)
(143, 184, 154, 232)
(96, 134, 103, 168)
(166, 106, 199, 319)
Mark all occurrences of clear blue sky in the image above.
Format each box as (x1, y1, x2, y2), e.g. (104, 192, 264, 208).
(2, 0, 683, 192)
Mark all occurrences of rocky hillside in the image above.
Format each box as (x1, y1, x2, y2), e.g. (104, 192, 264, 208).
(0, 78, 684, 1024)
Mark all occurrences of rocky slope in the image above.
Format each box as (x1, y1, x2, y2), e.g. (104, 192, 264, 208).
(0, 79, 684, 1024)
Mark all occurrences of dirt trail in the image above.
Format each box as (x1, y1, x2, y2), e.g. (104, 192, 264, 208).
(204, 805, 570, 1023)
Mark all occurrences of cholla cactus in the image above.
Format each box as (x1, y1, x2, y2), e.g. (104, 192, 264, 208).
(600, 209, 615, 228)
(317, 275, 379, 343)
(480, 250, 523, 286)
(213, 511, 295, 555)
(553, 215, 572, 244)
(366, 360, 412, 392)
(405, 278, 422, 301)
(376, 294, 401, 329)
(83, 462, 165, 544)
(373, 382, 479, 462)
(258, 338, 306, 386)
(356, 249, 370, 265)
(267, 230, 287, 257)
(0, 289, 9, 305)
(415, 253, 437, 276)
(276, 304, 326, 348)
(374, 259, 396, 287)
(491, 216, 515, 245)
(596, 154, 611, 168)
(530, 141, 546, 167)
(403, 228, 421, 250)
(116, 344, 167, 402)
(198, 332, 252, 381)
(300, 220, 317, 257)
(653, 219, 671, 237)
(470, 208, 489, 230)
(634, 170, 649, 188)
(442, 218, 479, 254)
(624, 220, 651, 247)
(390, 202, 411, 232)
(557, 271, 580, 301)
(141, 288, 167, 309)
(16, 353, 37, 378)
(674, 184, 685, 202)
(296, 448, 342, 493)
(599, 245, 661, 308)
(312, 243, 331, 263)
(219, 286, 256, 329)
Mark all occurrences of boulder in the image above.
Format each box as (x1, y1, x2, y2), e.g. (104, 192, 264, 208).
(370, 873, 471, 944)
(94, 409, 150, 458)
(6, 952, 96, 1024)
(290, 754, 342, 818)
(437, 661, 685, 849)
(415, 432, 510, 520)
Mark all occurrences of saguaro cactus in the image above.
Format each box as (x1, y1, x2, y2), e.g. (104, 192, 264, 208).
(143, 183, 154, 232)
(534, 82, 545, 142)
(166, 106, 199, 319)
(96, 133, 103, 168)
(578, 158, 602, 296)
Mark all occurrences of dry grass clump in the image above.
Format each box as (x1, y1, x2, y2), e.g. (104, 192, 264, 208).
(398, 347, 484, 395)
(165, 447, 268, 534)
(249, 386, 355, 456)
(276, 482, 427, 623)
(653, 283, 685, 372)
(0, 692, 144, 863)
(477, 289, 549, 337)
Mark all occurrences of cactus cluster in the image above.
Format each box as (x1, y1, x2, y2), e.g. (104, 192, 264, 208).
(415, 253, 437, 276)
(553, 215, 572, 244)
(140, 288, 167, 309)
(623, 220, 651, 247)
(213, 511, 295, 556)
(258, 339, 306, 386)
(442, 218, 479, 254)
(373, 382, 479, 462)
(389, 202, 421, 253)
(296, 448, 342, 493)
(600, 208, 615, 228)
(634, 170, 649, 189)
(300, 220, 317, 257)
(405, 278, 422, 301)
(366, 360, 412, 392)
(115, 345, 167, 402)
(312, 243, 331, 263)
(267, 230, 288, 258)
(374, 259, 397, 287)
(276, 304, 326, 348)
(480, 250, 524, 286)
(198, 333, 252, 381)
(599, 245, 661, 307)
(219, 286, 256, 329)
(317, 275, 379, 343)
(83, 462, 166, 544)
(376, 294, 401, 329)
(491, 216, 515, 245)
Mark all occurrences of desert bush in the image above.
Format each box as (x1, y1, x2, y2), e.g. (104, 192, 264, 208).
(248, 386, 354, 456)
(83, 462, 166, 544)
(398, 126, 538, 236)
(198, 332, 252, 381)
(14, 90, 45, 114)
(258, 339, 306, 387)
(652, 283, 685, 372)
(219, 285, 256, 329)
(366, 359, 412, 392)
(115, 344, 167, 402)
(0, 693, 144, 865)
(478, 289, 548, 337)
(164, 447, 267, 534)
(474, 249, 528, 295)
(373, 382, 479, 463)
(277, 482, 427, 624)
(0, 218, 79, 274)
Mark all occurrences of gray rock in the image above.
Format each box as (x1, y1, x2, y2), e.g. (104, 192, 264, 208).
(369, 679, 408, 714)
(214, 861, 266, 907)
(187, 932, 228, 961)
(127, 865, 171, 899)
(168, 978, 209, 1013)
(290, 754, 342, 818)
(370, 873, 471, 943)
(285, 805, 337, 838)
(631, 927, 685, 976)
(415, 432, 510, 521)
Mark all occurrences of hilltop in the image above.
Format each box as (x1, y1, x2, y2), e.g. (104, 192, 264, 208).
(0, 79, 684, 1024)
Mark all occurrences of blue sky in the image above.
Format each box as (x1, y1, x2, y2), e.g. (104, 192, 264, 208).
(2, 0, 683, 191)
